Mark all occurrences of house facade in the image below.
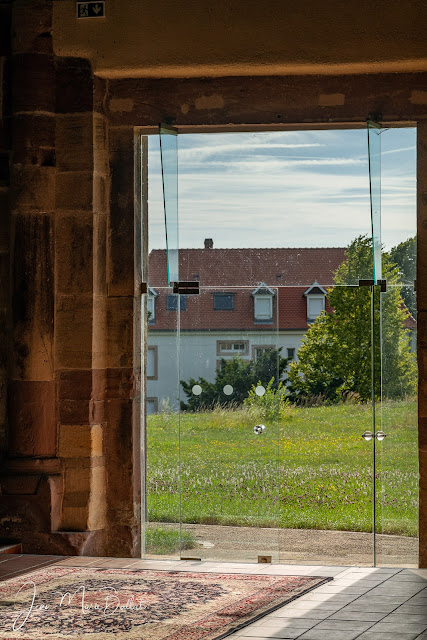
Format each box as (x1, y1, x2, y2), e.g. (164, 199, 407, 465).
(147, 244, 346, 411)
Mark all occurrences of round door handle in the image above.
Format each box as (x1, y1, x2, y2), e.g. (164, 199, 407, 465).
(361, 430, 388, 441)
(376, 431, 387, 441)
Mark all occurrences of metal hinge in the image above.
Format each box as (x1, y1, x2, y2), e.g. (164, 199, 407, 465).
(172, 281, 200, 295)
(358, 279, 387, 292)
(377, 279, 387, 292)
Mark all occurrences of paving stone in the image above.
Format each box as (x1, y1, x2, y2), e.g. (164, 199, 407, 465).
(369, 622, 427, 634)
(392, 605, 427, 615)
(298, 629, 361, 640)
(284, 602, 342, 612)
(257, 619, 318, 629)
(357, 632, 420, 640)
(237, 628, 307, 638)
(312, 619, 373, 631)
(341, 602, 399, 613)
(329, 610, 386, 622)
(273, 609, 333, 620)
(298, 593, 358, 604)
(381, 614, 427, 625)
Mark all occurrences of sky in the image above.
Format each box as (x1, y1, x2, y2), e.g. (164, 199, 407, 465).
(148, 128, 416, 252)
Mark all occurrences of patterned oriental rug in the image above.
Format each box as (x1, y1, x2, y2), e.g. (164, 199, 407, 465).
(0, 566, 331, 640)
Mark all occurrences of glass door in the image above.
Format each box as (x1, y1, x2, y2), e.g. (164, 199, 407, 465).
(377, 281, 418, 567)
(368, 122, 419, 567)
(144, 125, 417, 566)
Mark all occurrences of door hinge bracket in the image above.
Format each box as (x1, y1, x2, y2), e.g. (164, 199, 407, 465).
(377, 279, 387, 292)
(172, 281, 200, 295)
(358, 279, 387, 292)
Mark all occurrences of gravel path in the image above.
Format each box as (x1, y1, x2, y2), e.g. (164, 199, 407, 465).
(147, 523, 418, 567)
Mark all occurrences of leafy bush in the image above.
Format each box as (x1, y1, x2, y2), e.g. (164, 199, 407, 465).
(244, 378, 291, 421)
(181, 348, 289, 411)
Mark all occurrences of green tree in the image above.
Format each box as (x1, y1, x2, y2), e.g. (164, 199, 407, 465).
(181, 348, 289, 411)
(288, 236, 417, 403)
(388, 236, 416, 318)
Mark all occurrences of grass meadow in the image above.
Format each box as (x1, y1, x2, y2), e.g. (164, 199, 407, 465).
(146, 400, 418, 537)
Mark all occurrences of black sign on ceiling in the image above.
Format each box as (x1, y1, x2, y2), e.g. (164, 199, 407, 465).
(76, 2, 105, 18)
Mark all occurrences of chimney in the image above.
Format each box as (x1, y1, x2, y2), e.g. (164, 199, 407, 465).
(204, 238, 213, 249)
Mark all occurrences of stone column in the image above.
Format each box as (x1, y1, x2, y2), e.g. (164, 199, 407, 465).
(104, 124, 140, 556)
(54, 58, 108, 548)
(0, 0, 63, 552)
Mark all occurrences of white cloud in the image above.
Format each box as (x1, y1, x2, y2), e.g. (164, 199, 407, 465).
(148, 129, 416, 253)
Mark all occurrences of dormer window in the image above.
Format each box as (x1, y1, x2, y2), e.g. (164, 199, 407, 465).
(303, 282, 326, 322)
(147, 287, 158, 324)
(251, 282, 275, 323)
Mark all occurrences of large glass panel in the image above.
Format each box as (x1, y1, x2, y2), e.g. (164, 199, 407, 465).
(373, 126, 418, 567)
(377, 284, 418, 567)
(280, 284, 374, 565)
(159, 125, 179, 284)
(367, 120, 382, 282)
(145, 127, 417, 566)
(178, 287, 281, 562)
(144, 286, 181, 559)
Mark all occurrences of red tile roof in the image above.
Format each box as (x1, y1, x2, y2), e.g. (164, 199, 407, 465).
(149, 248, 346, 331)
(149, 247, 347, 288)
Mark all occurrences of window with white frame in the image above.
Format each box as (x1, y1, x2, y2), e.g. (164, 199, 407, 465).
(251, 282, 275, 322)
(217, 340, 249, 356)
(303, 282, 326, 322)
(307, 296, 325, 321)
(147, 287, 158, 324)
(254, 295, 273, 321)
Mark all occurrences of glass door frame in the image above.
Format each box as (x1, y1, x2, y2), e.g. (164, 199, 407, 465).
(139, 121, 418, 567)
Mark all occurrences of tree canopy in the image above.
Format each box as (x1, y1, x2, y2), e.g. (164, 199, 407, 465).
(388, 236, 416, 318)
(288, 236, 417, 403)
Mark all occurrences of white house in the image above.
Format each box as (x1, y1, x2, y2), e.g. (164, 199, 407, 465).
(146, 243, 347, 412)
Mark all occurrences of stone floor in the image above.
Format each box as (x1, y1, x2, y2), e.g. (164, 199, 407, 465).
(1, 555, 426, 639)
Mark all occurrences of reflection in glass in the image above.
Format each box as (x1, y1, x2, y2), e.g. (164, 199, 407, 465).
(145, 287, 180, 559)
(377, 284, 418, 567)
(159, 125, 179, 284)
(367, 120, 382, 282)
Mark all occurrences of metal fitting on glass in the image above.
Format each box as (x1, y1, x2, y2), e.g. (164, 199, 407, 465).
(361, 430, 388, 441)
